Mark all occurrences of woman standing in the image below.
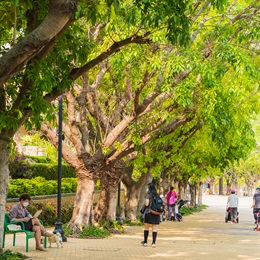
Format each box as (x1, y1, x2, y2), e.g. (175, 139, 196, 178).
(166, 186, 177, 221)
(141, 183, 160, 248)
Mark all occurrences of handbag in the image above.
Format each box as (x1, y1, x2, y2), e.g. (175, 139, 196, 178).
(140, 204, 147, 214)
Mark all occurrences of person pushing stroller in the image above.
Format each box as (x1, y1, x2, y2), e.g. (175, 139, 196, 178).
(227, 189, 238, 223)
(251, 187, 260, 227)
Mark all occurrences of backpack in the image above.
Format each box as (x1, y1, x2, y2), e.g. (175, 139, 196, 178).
(150, 195, 165, 215)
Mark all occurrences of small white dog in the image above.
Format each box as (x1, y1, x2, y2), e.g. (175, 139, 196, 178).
(48, 232, 63, 248)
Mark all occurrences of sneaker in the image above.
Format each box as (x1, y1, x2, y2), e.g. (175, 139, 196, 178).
(152, 243, 156, 248)
(141, 241, 147, 247)
(36, 246, 47, 251)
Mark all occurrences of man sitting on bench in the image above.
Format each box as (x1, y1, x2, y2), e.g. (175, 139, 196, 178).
(9, 193, 53, 251)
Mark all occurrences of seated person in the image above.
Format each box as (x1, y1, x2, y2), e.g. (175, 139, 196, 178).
(9, 193, 53, 251)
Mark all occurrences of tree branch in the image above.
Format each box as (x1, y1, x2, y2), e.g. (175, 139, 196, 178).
(0, 0, 78, 86)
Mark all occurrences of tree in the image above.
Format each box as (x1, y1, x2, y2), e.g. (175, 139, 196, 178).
(0, 0, 78, 250)
(40, 0, 259, 226)
(1, 0, 218, 245)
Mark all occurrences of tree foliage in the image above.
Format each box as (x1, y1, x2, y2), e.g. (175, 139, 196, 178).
(0, 0, 258, 228)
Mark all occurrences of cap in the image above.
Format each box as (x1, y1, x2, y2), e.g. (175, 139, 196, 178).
(231, 189, 235, 193)
(256, 187, 260, 191)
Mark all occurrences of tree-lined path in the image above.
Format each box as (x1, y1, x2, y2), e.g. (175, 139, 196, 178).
(4, 195, 260, 259)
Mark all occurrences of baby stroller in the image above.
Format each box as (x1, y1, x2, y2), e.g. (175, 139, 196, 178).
(225, 207, 239, 223)
(172, 199, 189, 222)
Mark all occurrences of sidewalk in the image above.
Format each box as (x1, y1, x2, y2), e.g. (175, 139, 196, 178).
(3, 195, 260, 259)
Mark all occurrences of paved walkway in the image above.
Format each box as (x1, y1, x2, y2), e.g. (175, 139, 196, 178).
(3, 195, 260, 259)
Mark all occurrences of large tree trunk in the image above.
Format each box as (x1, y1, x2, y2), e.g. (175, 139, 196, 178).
(226, 183, 231, 195)
(94, 179, 118, 222)
(106, 184, 117, 221)
(219, 177, 224, 195)
(68, 176, 95, 231)
(123, 168, 153, 221)
(208, 179, 215, 194)
(0, 140, 10, 252)
(94, 186, 108, 222)
(178, 180, 188, 200)
(189, 184, 196, 207)
(197, 181, 203, 206)
(125, 186, 140, 220)
(94, 163, 123, 222)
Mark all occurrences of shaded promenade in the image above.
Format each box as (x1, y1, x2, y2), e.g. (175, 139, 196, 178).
(3, 195, 260, 259)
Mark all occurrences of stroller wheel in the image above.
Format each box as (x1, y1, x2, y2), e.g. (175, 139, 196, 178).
(176, 213, 182, 222)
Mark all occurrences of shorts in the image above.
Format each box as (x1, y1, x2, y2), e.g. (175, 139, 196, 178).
(22, 218, 33, 231)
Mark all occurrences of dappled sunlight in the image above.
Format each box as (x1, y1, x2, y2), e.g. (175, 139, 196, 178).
(196, 219, 224, 223)
(238, 239, 255, 244)
(237, 256, 260, 260)
(146, 251, 188, 258)
(145, 250, 211, 258)
(160, 236, 207, 241)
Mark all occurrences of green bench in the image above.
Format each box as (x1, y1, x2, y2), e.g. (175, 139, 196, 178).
(2, 212, 47, 252)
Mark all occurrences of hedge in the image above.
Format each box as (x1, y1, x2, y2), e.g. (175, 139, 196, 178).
(9, 162, 76, 180)
(26, 155, 55, 163)
(7, 177, 77, 198)
(29, 163, 76, 180)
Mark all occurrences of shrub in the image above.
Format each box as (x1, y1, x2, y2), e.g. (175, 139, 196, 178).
(122, 219, 143, 226)
(26, 155, 55, 163)
(63, 224, 110, 238)
(27, 200, 74, 227)
(8, 155, 32, 179)
(9, 155, 76, 180)
(180, 204, 208, 215)
(60, 201, 75, 224)
(8, 177, 77, 198)
(27, 163, 76, 180)
(101, 220, 124, 233)
(0, 250, 27, 260)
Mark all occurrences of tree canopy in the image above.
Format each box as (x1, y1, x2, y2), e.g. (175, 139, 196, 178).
(0, 0, 259, 233)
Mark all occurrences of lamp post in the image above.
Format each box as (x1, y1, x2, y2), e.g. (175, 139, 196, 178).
(53, 96, 67, 242)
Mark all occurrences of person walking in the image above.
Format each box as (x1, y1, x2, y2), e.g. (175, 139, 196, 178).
(227, 189, 239, 223)
(166, 186, 177, 221)
(251, 187, 260, 224)
(141, 183, 160, 248)
(9, 194, 53, 251)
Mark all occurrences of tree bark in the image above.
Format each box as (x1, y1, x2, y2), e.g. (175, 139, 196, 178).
(198, 181, 203, 206)
(178, 180, 188, 200)
(123, 169, 153, 221)
(106, 184, 117, 221)
(0, 0, 78, 86)
(0, 140, 11, 251)
(209, 179, 215, 194)
(189, 184, 196, 207)
(94, 174, 118, 222)
(219, 177, 224, 195)
(68, 176, 96, 231)
(226, 183, 231, 195)
(94, 163, 123, 222)
(94, 186, 108, 222)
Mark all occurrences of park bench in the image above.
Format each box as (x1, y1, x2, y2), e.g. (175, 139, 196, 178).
(2, 212, 47, 252)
